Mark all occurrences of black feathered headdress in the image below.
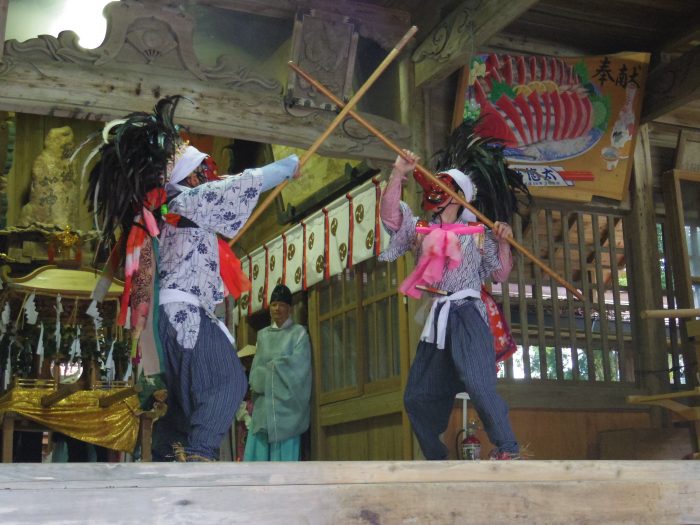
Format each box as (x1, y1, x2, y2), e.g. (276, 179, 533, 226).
(83, 95, 186, 249)
(427, 118, 531, 224)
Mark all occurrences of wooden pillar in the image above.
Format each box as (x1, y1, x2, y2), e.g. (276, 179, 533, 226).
(138, 413, 156, 462)
(626, 125, 669, 425)
(0, 0, 8, 64)
(2, 411, 14, 462)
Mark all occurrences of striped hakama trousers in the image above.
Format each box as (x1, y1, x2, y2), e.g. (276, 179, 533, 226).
(153, 306, 247, 461)
(404, 300, 519, 459)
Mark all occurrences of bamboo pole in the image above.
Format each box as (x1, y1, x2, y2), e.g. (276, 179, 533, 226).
(640, 308, 700, 320)
(228, 25, 418, 247)
(288, 62, 585, 302)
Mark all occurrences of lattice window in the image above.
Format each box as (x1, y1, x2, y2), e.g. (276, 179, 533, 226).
(494, 206, 633, 384)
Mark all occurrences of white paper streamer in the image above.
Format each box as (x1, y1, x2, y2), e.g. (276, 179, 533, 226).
(86, 299, 103, 357)
(69, 326, 82, 361)
(3, 347, 10, 389)
(104, 340, 116, 382)
(54, 294, 63, 353)
(86, 299, 102, 329)
(122, 360, 132, 382)
(0, 303, 10, 335)
(24, 293, 38, 325)
(36, 322, 45, 371)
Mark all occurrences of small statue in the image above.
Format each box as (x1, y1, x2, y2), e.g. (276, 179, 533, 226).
(18, 126, 76, 227)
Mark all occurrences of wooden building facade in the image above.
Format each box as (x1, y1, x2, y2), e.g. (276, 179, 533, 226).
(0, 0, 699, 464)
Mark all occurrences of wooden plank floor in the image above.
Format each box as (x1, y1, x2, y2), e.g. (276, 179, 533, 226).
(0, 461, 698, 524)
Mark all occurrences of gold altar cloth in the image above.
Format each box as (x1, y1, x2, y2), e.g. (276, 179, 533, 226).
(0, 387, 140, 453)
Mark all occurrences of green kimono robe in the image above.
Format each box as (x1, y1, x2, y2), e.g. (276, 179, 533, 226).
(248, 319, 311, 443)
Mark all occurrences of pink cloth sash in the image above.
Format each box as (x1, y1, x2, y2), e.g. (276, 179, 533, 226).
(399, 223, 485, 298)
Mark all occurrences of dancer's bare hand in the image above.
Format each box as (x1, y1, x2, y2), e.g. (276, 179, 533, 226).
(392, 149, 419, 180)
(493, 221, 513, 242)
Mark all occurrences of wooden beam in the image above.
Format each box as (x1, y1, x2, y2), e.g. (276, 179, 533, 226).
(642, 44, 700, 122)
(40, 382, 83, 408)
(319, 390, 402, 427)
(485, 32, 588, 57)
(0, 61, 405, 162)
(641, 308, 700, 320)
(0, 462, 698, 524)
(658, 12, 700, 54)
(194, 0, 295, 18)
(98, 386, 141, 408)
(412, 0, 539, 88)
(195, 0, 411, 49)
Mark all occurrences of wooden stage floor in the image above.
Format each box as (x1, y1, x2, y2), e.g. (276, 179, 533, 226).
(0, 461, 698, 524)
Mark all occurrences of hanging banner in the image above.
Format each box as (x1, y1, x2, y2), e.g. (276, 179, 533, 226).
(325, 200, 350, 278)
(348, 180, 378, 266)
(249, 247, 267, 314)
(462, 51, 649, 202)
(264, 236, 285, 303)
(238, 254, 252, 317)
(284, 224, 305, 295)
(303, 210, 326, 289)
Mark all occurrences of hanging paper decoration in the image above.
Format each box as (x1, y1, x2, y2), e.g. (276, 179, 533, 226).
(303, 210, 326, 289)
(69, 326, 82, 362)
(0, 303, 10, 336)
(264, 237, 285, 304)
(24, 293, 39, 325)
(104, 340, 116, 382)
(3, 339, 12, 390)
(86, 299, 103, 329)
(54, 294, 63, 353)
(122, 360, 133, 382)
(249, 247, 267, 314)
(283, 224, 304, 295)
(86, 299, 103, 358)
(36, 322, 45, 371)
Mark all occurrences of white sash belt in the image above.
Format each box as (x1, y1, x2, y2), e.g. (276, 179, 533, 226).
(420, 288, 480, 349)
(159, 289, 235, 345)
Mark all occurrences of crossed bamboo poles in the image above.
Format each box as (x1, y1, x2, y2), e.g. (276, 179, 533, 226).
(232, 25, 584, 302)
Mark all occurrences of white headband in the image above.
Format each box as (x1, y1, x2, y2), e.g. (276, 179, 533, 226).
(440, 168, 477, 222)
(166, 145, 208, 196)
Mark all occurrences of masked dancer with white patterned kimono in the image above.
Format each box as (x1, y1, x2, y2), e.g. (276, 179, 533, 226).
(84, 97, 298, 461)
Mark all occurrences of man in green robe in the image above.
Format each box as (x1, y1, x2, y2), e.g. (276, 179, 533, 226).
(244, 284, 312, 461)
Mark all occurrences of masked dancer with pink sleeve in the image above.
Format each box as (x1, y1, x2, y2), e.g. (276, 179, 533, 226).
(378, 121, 530, 460)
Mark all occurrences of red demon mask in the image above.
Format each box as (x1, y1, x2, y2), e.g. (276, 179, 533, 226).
(201, 156, 220, 181)
(413, 170, 459, 212)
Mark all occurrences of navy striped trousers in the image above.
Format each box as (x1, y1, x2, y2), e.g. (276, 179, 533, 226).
(153, 306, 247, 460)
(404, 300, 519, 459)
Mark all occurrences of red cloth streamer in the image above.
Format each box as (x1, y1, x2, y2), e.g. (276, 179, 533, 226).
(218, 238, 251, 299)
